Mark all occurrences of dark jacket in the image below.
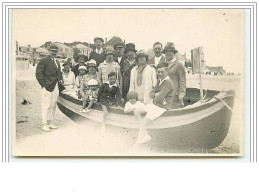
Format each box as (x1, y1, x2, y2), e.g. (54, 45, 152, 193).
(89, 51, 106, 67)
(151, 77, 174, 110)
(120, 59, 137, 101)
(114, 54, 127, 68)
(35, 55, 62, 92)
(97, 83, 122, 107)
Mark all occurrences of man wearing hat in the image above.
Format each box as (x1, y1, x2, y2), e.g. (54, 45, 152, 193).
(164, 42, 186, 108)
(114, 42, 127, 67)
(89, 37, 106, 67)
(129, 50, 157, 104)
(147, 42, 166, 68)
(36, 43, 63, 132)
(71, 54, 88, 78)
(120, 43, 138, 102)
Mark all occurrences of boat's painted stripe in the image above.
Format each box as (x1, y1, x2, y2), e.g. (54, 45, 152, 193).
(58, 96, 227, 129)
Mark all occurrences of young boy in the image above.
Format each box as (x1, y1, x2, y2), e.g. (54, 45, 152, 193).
(124, 91, 147, 120)
(97, 71, 122, 132)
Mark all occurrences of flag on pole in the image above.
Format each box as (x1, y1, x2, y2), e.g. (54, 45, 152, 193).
(191, 46, 204, 74)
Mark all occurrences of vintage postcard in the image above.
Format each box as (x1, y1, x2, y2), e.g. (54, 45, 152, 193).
(12, 9, 244, 157)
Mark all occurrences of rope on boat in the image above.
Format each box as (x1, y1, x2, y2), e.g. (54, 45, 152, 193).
(214, 96, 233, 112)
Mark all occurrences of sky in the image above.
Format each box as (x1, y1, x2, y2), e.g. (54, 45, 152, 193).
(12, 9, 244, 72)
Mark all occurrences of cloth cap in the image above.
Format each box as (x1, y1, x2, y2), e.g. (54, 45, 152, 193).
(114, 42, 124, 49)
(94, 37, 104, 43)
(50, 45, 58, 51)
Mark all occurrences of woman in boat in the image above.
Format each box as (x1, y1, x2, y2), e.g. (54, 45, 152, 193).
(61, 61, 78, 99)
(98, 49, 123, 93)
(97, 71, 122, 132)
(79, 59, 99, 108)
(129, 50, 157, 104)
(136, 62, 174, 144)
(121, 43, 138, 103)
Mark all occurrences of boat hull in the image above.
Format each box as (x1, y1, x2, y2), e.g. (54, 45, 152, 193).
(57, 89, 235, 149)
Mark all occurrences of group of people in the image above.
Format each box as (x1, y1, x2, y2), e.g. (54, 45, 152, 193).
(35, 37, 186, 144)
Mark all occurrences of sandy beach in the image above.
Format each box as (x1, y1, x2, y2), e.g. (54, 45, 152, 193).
(13, 68, 243, 156)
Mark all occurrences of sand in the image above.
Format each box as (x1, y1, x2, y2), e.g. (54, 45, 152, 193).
(13, 69, 243, 156)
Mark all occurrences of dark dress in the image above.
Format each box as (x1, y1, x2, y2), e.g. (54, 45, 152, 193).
(121, 59, 137, 101)
(97, 83, 122, 107)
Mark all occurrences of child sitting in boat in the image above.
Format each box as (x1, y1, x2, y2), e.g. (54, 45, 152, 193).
(124, 91, 147, 120)
(76, 65, 87, 99)
(79, 79, 99, 113)
(97, 71, 122, 132)
(79, 79, 98, 112)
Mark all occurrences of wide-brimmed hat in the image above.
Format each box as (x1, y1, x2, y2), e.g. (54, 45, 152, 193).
(78, 65, 87, 71)
(50, 45, 58, 51)
(62, 61, 72, 67)
(163, 42, 178, 54)
(136, 50, 149, 61)
(127, 91, 138, 100)
(94, 37, 104, 43)
(114, 42, 124, 49)
(75, 54, 88, 62)
(87, 59, 97, 67)
(124, 43, 137, 53)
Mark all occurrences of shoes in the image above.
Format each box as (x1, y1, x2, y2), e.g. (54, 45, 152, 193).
(42, 125, 51, 132)
(48, 124, 58, 129)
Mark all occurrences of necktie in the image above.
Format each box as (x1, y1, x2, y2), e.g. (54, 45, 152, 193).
(52, 58, 58, 68)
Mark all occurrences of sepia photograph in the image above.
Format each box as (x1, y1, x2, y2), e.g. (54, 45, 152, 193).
(12, 8, 244, 156)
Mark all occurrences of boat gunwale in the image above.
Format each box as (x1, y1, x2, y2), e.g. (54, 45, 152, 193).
(58, 88, 235, 117)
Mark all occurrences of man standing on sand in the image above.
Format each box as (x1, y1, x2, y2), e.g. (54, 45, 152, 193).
(147, 42, 165, 69)
(36, 44, 63, 132)
(164, 42, 186, 109)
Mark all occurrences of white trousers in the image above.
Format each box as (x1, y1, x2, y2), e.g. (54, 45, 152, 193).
(41, 84, 59, 124)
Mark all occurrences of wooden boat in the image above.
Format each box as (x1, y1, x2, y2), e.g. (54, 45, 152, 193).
(57, 88, 235, 149)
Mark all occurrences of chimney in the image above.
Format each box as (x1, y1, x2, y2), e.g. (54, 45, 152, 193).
(105, 38, 107, 44)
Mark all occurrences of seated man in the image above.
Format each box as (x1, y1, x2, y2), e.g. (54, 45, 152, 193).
(136, 62, 174, 144)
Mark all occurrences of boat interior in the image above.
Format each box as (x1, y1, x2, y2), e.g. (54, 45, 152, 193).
(59, 88, 221, 116)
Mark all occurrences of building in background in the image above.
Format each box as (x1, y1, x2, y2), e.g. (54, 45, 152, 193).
(74, 44, 92, 58)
